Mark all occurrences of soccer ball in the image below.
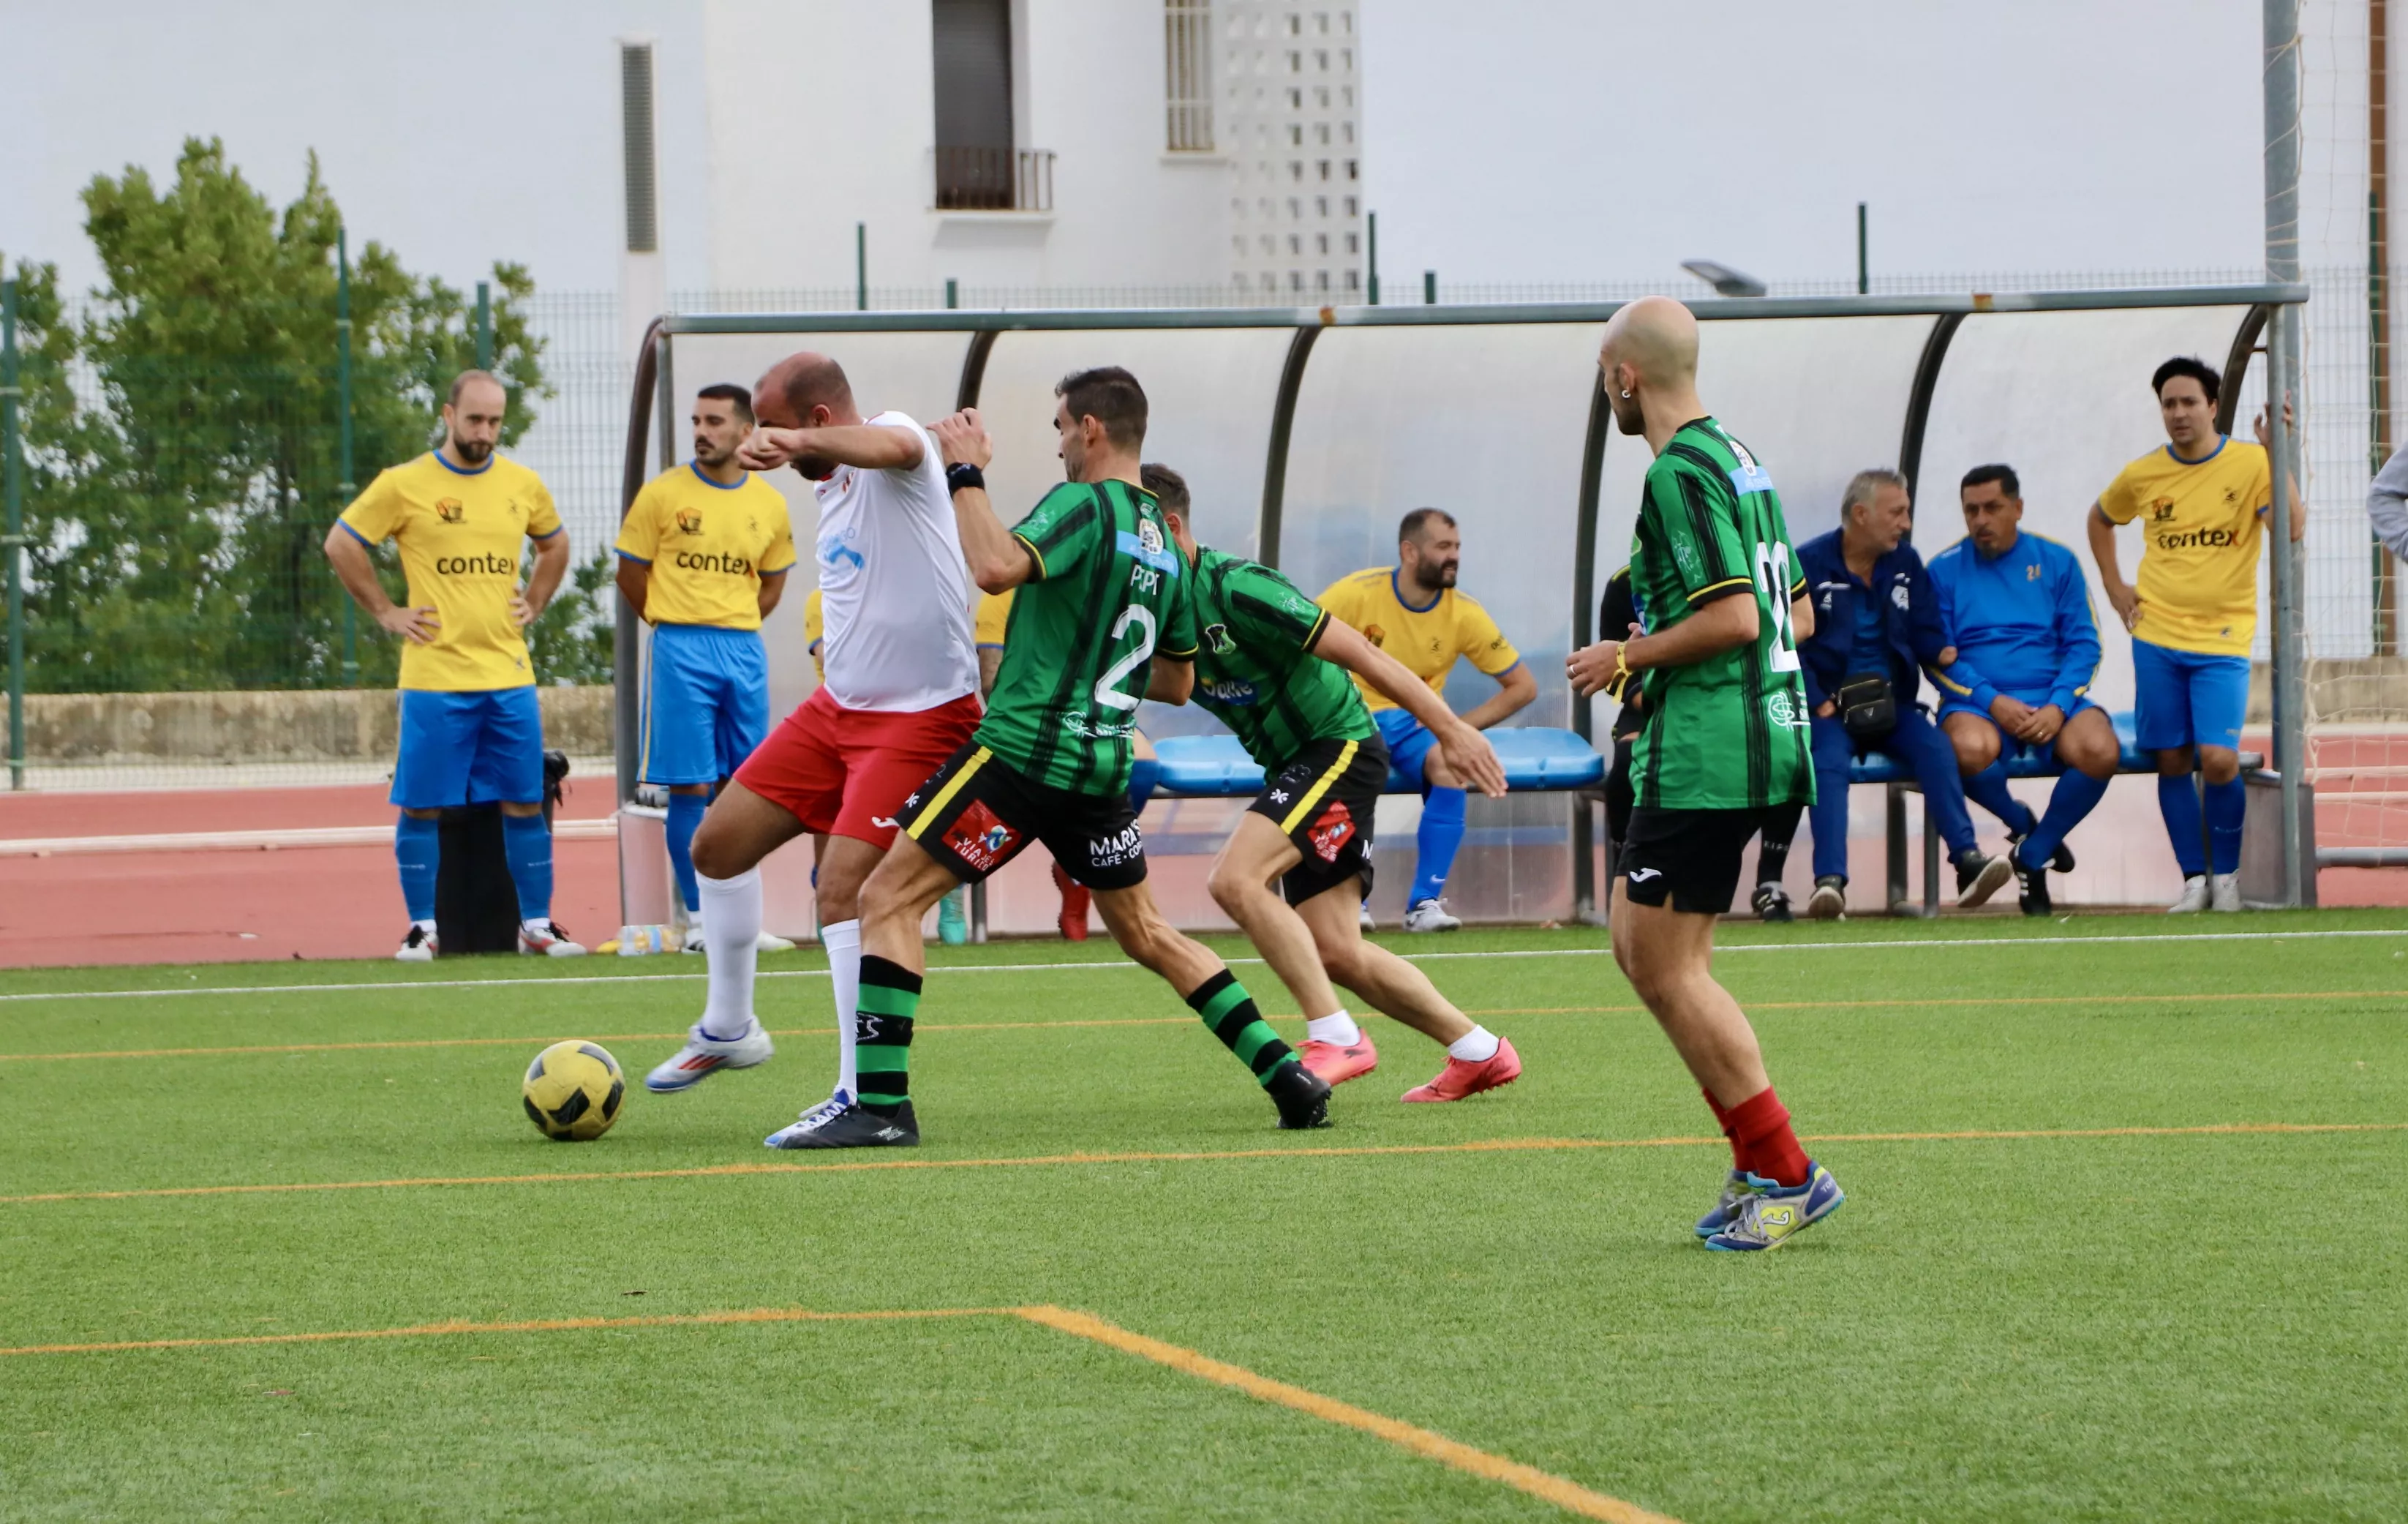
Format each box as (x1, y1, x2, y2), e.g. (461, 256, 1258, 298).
(522, 1040, 625, 1141)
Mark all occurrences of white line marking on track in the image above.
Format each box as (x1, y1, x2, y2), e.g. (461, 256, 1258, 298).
(1, 926, 2400, 1005)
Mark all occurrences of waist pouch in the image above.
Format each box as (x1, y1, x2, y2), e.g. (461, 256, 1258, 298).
(1835, 672, 1896, 742)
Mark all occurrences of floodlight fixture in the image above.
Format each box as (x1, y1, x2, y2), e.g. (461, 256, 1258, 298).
(1680, 260, 1767, 299)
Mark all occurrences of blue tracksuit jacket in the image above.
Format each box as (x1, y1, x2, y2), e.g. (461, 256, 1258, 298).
(1924, 531, 2101, 716)
(1794, 530, 1952, 713)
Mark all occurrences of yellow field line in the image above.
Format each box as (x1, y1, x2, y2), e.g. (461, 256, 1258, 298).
(1015, 1305, 1679, 1523)
(9, 988, 2398, 1064)
(5, 1122, 2398, 1206)
(0, 1302, 1679, 1522)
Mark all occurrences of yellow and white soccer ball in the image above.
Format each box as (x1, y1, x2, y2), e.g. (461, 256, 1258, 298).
(522, 1040, 625, 1141)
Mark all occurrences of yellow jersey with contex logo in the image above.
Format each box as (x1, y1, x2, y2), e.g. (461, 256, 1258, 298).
(339, 451, 563, 691)
(614, 464, 796, 631)
(2096, 436, 2273, 656)
(1314, 566, 1522, 713)
(974, 588, 1015, 648)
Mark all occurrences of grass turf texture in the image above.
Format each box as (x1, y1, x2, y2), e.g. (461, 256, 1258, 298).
(1, 912, 2404, 1521)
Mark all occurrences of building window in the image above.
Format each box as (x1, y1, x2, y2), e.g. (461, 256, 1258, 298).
(933, 0, 1038, 209)
(1345, 232, 1358, 253)
(1287, 196, 1301, 217)
(1315, 233, 1328, 254)
(1287, 50, 1301, 71)
(1345, 159, 1357, 180)
(1344, 269, 1359, 290)
(1166, 3, 1215, 153)
(1314, 123, 1329, 145)
(1344, 195, 1357, 216)
(1316, 270, 1331, 291)
(1290, 160, 1303, 181)
(1289, 124, 1303, 146)
(1287, 87, 1302, 108)
(1287, 12, 1301, 33)
(1290, 271, 1304, 291)
(1317, 159, 1330, 180)
(1289, 233, 1302, 255)
(1342, 122, 1353, 144)
(1314, 195, 1328, 217)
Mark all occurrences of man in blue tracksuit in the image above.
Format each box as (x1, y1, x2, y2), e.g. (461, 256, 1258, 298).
(1796, 468, 2010, 917)
(1927, 464, 2118, 917)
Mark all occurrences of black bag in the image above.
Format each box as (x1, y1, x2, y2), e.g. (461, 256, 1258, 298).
(1835, 672, 1896, 742)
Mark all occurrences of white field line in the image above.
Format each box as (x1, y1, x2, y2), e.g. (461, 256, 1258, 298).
(0, 819, 615, 858)
(1, 927, 2404, 1005)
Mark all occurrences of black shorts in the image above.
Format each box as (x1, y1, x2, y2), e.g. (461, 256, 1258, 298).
(1620, 805, 1788, 915)
(895, 741, 1147, 890)
(1251, 735, 1388, 906)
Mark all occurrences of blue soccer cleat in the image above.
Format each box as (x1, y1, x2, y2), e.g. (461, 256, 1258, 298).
(1704, 1160, 1845, 1251)
(1695, 1168, 1752, 1238)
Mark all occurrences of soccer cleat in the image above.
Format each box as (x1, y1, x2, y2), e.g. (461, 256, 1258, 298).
(937, 889, 969, 945)
(2014, 852, 2053, 917)
(1401, 1036, 1522, 1103)
(1704, 1160, 1846, 1251)
(1694, 1168, 1752, 1238)
(394, 924, 439, 962)
(680, 918, 707, 954)
(1266, 1060, 1333, 1129)
(756, 930, 798, 953)
(643, 1018, 775, 1093)
(2211, 871, 2243, 912)
(1806, 875, 1847, 920)
(759, 1087, 860, 1146)
(2168, 874, 2211, 913)
(1052, 862, 1091, 942)
(1300, 1032, 1380, 1086)
(1358, 901, 1377, 932)
(518, 920, 587, 957)
(765, 1098, 918, 1149)
(1750, 882, 1794, 923)
(1401, 898, 1462, 933)
(2006, 827, 2075, 875)
(1953, 849, 2012, 909)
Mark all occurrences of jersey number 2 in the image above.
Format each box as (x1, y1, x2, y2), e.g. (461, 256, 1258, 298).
(1752, 542, 1801, 673)
(1095, 605, 1159, 712)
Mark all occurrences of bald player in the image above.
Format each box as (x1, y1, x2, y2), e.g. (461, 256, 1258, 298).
(1567, 297, 1845, 1252)
(644, 353, 984, 1151)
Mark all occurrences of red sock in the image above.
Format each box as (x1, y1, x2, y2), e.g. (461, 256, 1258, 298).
(1725, 1086, 1810, 1187)
(1701, 1088, 1740, 1168)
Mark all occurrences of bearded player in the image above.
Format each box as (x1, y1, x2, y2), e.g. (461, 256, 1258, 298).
(784, 367, 1332, 1149)
(644, 353, 982, 1133)
(1148, 463, 1523, 1101)
(1567, 296, 1844, 1251)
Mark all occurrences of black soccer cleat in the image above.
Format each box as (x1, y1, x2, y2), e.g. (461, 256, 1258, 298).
(1750, 882, 1794, 923)
(2007, 827, 2075, 875)
(2014, 853, 2053, 917)
(1953, 848, 2013, 909)
(1267, 1061, 1332, 1130)
(764, 1099, 919, 1149)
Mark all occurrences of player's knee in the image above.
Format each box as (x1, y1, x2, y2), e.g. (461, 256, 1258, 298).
(2199, 747, 2241, 785)
(1205, 862, 1265, 919)
(688, 818, 751, 881)
(1317, 939, 1365, 986)
(1422, 753, 1459, 789)
(1950, 726, 1997, 774)
(2156, 746, 2196, 777)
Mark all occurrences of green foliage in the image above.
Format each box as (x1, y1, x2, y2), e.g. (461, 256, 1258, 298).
(5, 137, 590, 693)
(524, 546, 620, 687)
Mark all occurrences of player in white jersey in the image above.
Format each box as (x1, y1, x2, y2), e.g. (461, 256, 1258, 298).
(644, 353, 985, 1142)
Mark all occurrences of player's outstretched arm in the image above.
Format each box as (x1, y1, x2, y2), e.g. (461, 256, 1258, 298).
(737, 422, 925, 473)
(1315, 619, 1506, 797)
(930, 409, 1036, 594)
(323, 523, 437, 645)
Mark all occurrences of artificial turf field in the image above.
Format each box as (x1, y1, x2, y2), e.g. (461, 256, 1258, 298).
(3, 912, 2405, 1523)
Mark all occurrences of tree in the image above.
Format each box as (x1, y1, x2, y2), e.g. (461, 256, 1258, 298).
(6, 137, 609, 694)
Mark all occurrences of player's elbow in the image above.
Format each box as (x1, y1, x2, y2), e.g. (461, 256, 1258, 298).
(1145, 660, 1194, 705)
(971, 560, 1020, 596)
(1498, 664, 1538, 712)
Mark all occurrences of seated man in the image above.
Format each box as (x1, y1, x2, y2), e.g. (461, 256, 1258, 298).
(1928, 464, 2117, 916)
(1796, 468, 2010, 917)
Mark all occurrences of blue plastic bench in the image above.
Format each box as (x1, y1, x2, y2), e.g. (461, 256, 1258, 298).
(1152, 727, 1606, 797)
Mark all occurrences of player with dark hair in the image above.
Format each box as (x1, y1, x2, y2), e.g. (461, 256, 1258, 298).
(1568, 296, 1844, 1251)
(803, 367, 1333, 1148)
(1317, 508, 1535, 931)
(614, 383, 797, 951)
(1150, 462, 1522, 1100)
(643, 352, 983, 1138)
(323, 369, 583, 960)
(2088, 356, 2300, 912)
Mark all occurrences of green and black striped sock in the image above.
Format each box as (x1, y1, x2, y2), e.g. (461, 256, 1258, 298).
(854, 954, 920, 1116)
(1185, 968, 1296, 1087)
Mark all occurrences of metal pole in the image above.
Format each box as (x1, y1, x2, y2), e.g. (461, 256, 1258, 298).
(1367, 211, 1380, 306)
(1856, 202, 1870, 295)
(475, 280, 492, 371)
(856, 223, 868, 312)
(2374, 0, 2396, 654)
(1, 280, 25, 789)
(945, 277, 958, 310)
(1423, 269, 1436, 306)
(2266, 0, 2309, 906)
(337, 229, 358, 687)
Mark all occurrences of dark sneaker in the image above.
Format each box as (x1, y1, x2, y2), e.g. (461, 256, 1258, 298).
(764, 1099, 918, 1149)
(1750, 882, 1794, 923)
(2014, 852, 2053, 917)
(1805, 875, 1847, 920)
(1953, 849, 2012, 908)
(1265, 1062, 1331, 1130)
(2006, 827, 2075, 874)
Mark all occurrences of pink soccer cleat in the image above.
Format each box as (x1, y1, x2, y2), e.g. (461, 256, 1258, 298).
(1299, 1032, 1379, 1086)
(1400, 1036, 1522, 1103)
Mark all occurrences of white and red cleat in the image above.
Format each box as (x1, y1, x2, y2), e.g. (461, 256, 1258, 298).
(1299, 1032, 1379, 1086)
(395, 924, 439, 963)
(644, 1018, 775, 1093)
(1400, 1036, 1522, 1103)
(517, 920, 588, 958)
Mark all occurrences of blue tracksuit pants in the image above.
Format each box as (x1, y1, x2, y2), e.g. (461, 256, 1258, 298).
(1808, 707, 1979, 881)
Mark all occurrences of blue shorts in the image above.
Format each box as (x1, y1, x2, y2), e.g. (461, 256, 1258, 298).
(2131, 639, 2249, 752)
(1936, 688, 2099, 763)
(1373, 707, 1437, 791)
(394, 687, 545, 809)
(642, 623, 770, 786)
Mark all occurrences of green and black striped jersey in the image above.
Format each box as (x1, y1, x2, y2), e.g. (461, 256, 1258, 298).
(1187, 546, 1377, 766)
(1628, 418, 1815, 811)
(977, 478, 1199, 796)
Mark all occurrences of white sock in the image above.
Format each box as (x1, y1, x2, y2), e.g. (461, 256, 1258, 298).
(697, 868, 761, 1040)
(824, 918, 862, 1098)
(1448, 1025, 1501, 1063)
(1306, 1010, 1361, 1047)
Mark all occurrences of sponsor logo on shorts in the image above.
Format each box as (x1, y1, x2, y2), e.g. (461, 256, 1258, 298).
(942, 800, 1019, 872)
(870, 816, 900, 830)
(1628, 867, 1663, 884)
(1307, 800, 1355, 863)
(1088, 824, 1144, 869)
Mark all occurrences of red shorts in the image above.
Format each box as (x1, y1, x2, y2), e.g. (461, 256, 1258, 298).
(734, 687, 983, 849)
